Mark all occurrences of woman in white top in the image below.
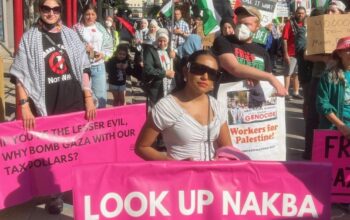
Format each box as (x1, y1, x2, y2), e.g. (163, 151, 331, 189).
(136, 50, 232, 161)
(73, 3, 113, 108)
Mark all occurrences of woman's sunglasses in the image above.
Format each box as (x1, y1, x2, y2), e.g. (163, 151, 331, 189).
(188, 62, 221, 81)
(40, 5, 61, 14)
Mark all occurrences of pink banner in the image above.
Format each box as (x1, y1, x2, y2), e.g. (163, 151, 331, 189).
(0, 104, 145, 209)
(73, 161, 332, 220)
(313, 129, 350, 203)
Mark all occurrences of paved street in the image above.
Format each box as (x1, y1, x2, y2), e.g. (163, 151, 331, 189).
(0, 72, 349, 219)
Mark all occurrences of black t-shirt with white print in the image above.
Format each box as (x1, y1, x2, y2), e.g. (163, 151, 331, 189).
(43, 31, 84, 115)
(212, 35, 272, 83)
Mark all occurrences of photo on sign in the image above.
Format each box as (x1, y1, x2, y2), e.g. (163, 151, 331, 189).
(226, 85, 277, 125)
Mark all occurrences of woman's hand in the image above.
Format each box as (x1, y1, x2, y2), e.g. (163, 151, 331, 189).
(21, 104, 35, 130)
(85, 97, 96, 121)
(338, 124, 350, 139)
(94, 52, 104, 62)
(165, 70, 175, 78)
(85, 44, 93, 53)
(269, 75, 287, 97)
(169, 50, 176, 59)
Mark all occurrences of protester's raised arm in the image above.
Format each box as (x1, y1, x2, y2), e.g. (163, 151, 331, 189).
(219, 53, 287, 96)
(304, 54, 332, 63)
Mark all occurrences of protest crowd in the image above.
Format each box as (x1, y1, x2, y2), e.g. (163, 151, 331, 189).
(0, 0, 350, 219)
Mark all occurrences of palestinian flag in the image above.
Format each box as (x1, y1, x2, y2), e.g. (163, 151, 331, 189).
(313, 0, 331, 8)
(160, 0, 173, 18)
(197, 0, 233, 35)
(197, 0, 219, 35)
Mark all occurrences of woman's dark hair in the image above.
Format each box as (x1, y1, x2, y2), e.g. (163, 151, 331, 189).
(187, 50, 219, 66)
(295, 6, 306, 13)
(83, 3, 97, 15)
(173, 50, 219, 92)
(39, 0, 62, 7)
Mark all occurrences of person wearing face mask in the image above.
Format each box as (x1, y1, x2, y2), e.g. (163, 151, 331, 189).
(212, 6, 281, 92)
(104, 16, 119, 60)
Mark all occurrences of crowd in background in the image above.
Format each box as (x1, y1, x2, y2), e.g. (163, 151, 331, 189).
(7, 0, 350, 215)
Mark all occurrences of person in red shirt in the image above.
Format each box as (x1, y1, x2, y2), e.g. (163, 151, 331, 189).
(282, 7, 306, 101)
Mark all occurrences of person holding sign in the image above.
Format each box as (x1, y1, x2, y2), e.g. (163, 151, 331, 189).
(316, 36, 350, 138)
(10, 0, 96, 130)
(136, 50, 232, 161)
(212, 6, 286, 96)
(9, 0, 96, 214)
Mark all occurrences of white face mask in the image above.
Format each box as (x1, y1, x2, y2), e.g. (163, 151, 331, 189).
(235, 24, 252, 42)
(105, 20, 113, 28)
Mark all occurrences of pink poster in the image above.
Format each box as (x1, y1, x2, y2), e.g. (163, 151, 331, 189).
(0, 104, 145, 209)
(73, 161, 332, 220)
(313, 129, 350, 203)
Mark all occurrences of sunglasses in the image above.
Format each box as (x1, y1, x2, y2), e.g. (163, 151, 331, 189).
(40, 5, 61, 14)
(188, 62, 221, 81)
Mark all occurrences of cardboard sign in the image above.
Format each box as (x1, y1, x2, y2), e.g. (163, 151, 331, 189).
(73, 161, 332, 220)
(217, 77, 286, 161)
(0, 104, 145, 209)
(306, 14, 350, 55)
(313, 130, 350, 203)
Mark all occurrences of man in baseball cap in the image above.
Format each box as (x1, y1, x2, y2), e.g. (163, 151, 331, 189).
(234, 6, 262, 23)
(212, 5, 286, 97)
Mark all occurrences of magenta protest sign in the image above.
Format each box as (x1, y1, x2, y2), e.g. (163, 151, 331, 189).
(0, 104, 145, 209)
(73, 161, 331, 220)
(313, 129, 350, 203)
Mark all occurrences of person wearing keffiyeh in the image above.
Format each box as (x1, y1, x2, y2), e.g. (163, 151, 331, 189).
(10, 0, 95, 130)
(9, 0, 96, 215)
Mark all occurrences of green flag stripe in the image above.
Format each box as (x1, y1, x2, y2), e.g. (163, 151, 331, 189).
(197, 0, 219, 35)
(160, 0, 172, 17)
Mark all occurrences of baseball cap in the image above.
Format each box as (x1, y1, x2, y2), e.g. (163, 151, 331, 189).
(234, 6, 262, 22)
